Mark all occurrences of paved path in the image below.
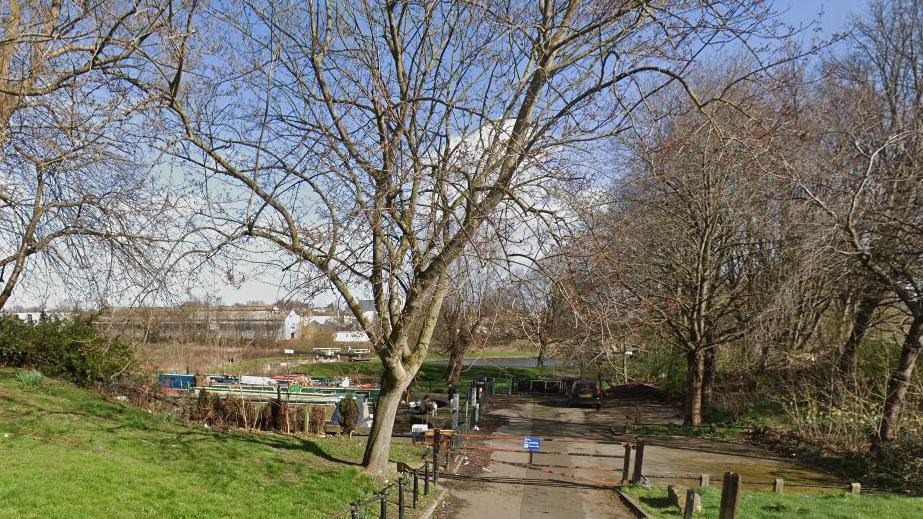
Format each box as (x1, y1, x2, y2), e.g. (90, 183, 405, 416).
(436, 396, 634, 519)
(436, 388, 845, 518)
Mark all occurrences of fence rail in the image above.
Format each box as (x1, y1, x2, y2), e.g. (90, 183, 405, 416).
(618, 439, 873, 519)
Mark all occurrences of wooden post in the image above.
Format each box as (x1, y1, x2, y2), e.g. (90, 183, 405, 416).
(773, 478, 784, 493)
(683, 488, 697, 519)
(433, 429, 441, 487)
(719, 472, 741, 519)
(424, 460, 430, 496)
(850, 483, 861, 495)
(699, 474, 710, 488)
(380, 491, 387, 519)
(413, 471, 419, 509)
(621, 443, 632, 484)
(445, 439, 451, 469)
(631, 441, 645, 484)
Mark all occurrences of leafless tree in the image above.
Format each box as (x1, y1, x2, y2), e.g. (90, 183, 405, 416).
(503, 265, 577, 368)
(789, 0, 923, 449)
(606, 82, 793, 425)
(433, 255, 500, 383)
(0, 0, 186, 309)
(151, 0, 795, 472)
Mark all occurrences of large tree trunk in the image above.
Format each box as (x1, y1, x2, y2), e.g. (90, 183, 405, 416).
(446, 347, 464, 383)
(362, 282, 448, 474)
(361, 367, 411, 473)
(838, 295, 879, 377)
(875, 314, 923, 449)
(684, 349, 704, 426)
(701, 345, 717, 415)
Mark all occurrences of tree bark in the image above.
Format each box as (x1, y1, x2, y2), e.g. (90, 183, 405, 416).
(838, 295, 879, 377)
(875, 313, 923, 449)
(537, 336, 546, 367)
(361, 368, 410, 473)
(446, 347, 464, 383)
(702, 345, 717, 415)
(684, 349, 704, 426)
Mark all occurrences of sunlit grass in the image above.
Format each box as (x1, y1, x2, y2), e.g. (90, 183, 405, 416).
(0, 369, 425, 519)
(622, 485, 923, 519)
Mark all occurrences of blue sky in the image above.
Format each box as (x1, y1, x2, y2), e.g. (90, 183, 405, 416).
(9, 0, 876, 310)
(208, 1, 873, 308)
(778, 0, 865, 34)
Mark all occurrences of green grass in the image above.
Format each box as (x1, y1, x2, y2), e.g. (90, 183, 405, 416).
(0, 369, 425, 519)
(425, 349, 537, 360)
(221, 356, 554, 395)
(622, 485, 923, 519)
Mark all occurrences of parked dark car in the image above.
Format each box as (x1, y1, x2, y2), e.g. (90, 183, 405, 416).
(567, 380, 602, 409)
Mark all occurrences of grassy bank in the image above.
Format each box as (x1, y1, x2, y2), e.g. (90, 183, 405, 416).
(622, 485, 923, 519)
(0, 369, 424, 518)
(219, 356, 554, 392)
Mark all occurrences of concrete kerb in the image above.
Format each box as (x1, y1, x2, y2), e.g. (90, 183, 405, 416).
(615, 487, 651, 519)
(416, 488, 448, 519)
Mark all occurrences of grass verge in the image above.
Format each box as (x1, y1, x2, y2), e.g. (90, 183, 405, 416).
(0, 368, 424, 519)
(622, 485, 923, 519)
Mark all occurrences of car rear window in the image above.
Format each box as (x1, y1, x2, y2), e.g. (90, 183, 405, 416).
(574, 382, 596, 391)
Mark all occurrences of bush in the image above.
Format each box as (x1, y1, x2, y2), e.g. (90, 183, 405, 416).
(309, 406, 327, 435)
(15, 370, 45, 388)
(339, 396, 359, 436)
(0, 314, 137, 386)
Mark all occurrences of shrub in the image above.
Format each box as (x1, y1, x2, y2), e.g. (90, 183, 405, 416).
(339, 396, 359, 436)
(0, 314, 137, 386)
(15, 370, 45, 388)
(309, 406, 327, 435)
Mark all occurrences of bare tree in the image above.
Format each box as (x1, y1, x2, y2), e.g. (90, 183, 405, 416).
(433, 256, 498, 383)
(504, 265, 576, 368)
(152, 0, 792, 472)
(608, 86, 786, 425)
(791, 0, 923, 449)
(0, 0, 182, 309)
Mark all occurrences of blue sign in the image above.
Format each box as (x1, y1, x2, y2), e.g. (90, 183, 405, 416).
(523, 437, 542, 452)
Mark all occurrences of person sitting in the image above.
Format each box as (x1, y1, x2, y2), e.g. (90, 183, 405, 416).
(418, 394, 437, 415)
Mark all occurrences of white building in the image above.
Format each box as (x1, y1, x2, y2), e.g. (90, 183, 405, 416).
(282, 310, 301, 340)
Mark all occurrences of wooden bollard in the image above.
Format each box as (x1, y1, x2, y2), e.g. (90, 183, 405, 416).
(850, 482, 861, 495)
(683, 488, 698, 519)
(773, 478, 784, 493)
(621, 443, 632, 484)
(719, 472, 742, 519)
(631, 441, 645, 484)
(700, 474, 710, 487)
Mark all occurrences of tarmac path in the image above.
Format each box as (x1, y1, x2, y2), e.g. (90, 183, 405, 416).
(436, 395, 635, 519)
(435, 388, 843, 518)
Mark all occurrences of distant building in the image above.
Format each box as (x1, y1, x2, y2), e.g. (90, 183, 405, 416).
(283, 310, 301, 340)
(3, 309, 73, 323)
(99, 304, 288, 342)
